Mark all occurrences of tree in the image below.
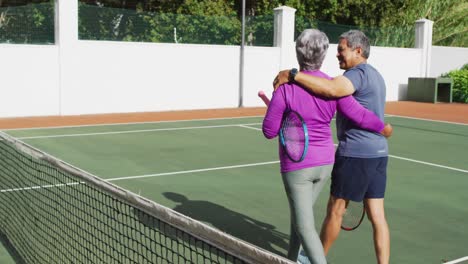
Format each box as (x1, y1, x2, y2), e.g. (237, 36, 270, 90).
(380, 0, 467, 47)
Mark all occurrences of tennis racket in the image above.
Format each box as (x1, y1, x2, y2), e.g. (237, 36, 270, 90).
(258, 90, 308, 163)
(341, 200, 365, 231)
(280, 110, 308, 162)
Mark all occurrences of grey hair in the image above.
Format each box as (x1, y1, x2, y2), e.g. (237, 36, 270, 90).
(295, 29, 329, 71)
(339, 30, 370, 59)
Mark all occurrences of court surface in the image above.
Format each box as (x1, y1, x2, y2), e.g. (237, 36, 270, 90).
(1, 109, 467, 264)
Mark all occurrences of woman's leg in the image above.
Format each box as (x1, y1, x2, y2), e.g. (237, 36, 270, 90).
(282, 165, 332, 264)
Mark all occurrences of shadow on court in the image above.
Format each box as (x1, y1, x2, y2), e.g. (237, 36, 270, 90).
(163, 192, 289, 256)
(0, 232, 25, 264)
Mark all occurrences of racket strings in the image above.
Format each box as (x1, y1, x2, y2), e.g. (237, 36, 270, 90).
(282, 113, 307, 161)
(341, 201, 365, 230)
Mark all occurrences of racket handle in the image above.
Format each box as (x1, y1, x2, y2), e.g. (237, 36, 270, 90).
(258, 90, 270, 106)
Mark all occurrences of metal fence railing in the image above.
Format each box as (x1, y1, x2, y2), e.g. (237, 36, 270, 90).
(78, 4, 274, 47)
(295, 17, 415, 48)
(0, 2, 55, 44)
(0, 2, 414, 48)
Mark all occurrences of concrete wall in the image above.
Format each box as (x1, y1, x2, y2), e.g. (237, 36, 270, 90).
(430, 46, 468, 77)
(0, 4, 466, 118)
(62, 42, 240, 115)
(0, 45, 60, 117)
(0, 40, 281, 118)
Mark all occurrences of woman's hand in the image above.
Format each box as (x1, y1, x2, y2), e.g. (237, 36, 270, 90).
(380, 123, 393, 138)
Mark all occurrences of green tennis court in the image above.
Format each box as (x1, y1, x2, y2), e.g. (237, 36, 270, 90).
(1, 114, 467, 264)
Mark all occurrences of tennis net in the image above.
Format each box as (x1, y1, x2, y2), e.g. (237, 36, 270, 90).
(0, 132, 292, 264)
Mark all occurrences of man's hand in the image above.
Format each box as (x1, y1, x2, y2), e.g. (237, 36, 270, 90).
(380, 123, 393, 138)
(273, 70, 290, 90)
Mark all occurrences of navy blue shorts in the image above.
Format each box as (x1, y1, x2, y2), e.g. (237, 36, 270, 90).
(330, 155, 388, 202)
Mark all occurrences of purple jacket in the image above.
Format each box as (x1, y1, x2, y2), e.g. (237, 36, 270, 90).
(262, 70, 384, 173)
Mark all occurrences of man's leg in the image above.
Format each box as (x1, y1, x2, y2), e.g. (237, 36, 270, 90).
(365, 198, 390, 264)
(319, 195, 347, 255)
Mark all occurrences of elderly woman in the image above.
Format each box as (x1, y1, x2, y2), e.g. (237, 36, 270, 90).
(262, 29, 391, 264)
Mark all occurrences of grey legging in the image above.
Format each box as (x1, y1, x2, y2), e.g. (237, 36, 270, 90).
(281, 165, 333, 264)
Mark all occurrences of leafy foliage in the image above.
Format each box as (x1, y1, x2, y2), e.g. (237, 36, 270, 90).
(381, 0, 467, 47)
(0, 0, 466, 47)
(0, 1, 54, 44)
(79, 3, 242, 45)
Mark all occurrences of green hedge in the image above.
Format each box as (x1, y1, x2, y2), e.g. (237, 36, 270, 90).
(440, 64, 468, 103)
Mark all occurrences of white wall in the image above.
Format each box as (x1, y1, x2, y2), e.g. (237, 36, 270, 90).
(430, 46, 468, 77)
(242, 46, 281, 107)
(3, 40, 463, 118)
(369, 47, 422, 101)
(0, 45, 60, 118)
(1, 4, 466, 118)
(61, 42, 241, 115)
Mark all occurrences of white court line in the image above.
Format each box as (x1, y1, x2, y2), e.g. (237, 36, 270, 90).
(16, 123, 262, 140)
(2, 120, 465, 192)
(2, 154, 466, 192)
(385, 114, 467, 126)
(7, 114, 466, 140)
(330, 143, 467, 173)
(0, 162, 280, 193)
(105, 161, 280, 182)
(238, 125, 262, 131)
(388, 155, 468, 173)
(3, 112, 464, 133)
(2, 115, 265, 131)
(444, 256, 468, 264)
(0, 182, 82, 193)
(102, 151, 467, 183)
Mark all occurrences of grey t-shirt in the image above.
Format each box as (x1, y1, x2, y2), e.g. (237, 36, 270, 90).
(335, 63, 388, 158)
